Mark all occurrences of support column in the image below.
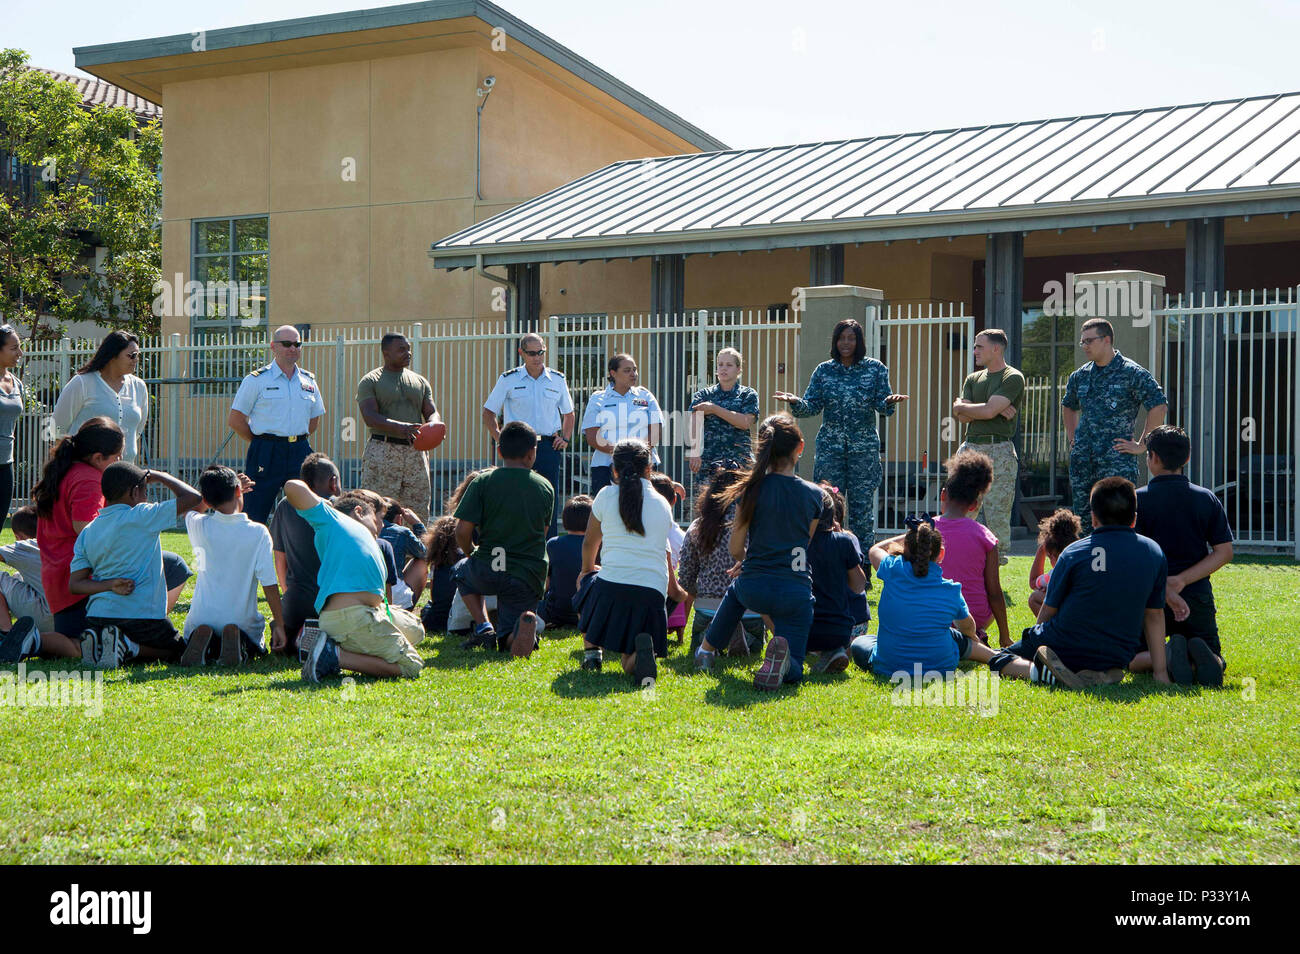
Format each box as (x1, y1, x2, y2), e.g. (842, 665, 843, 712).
(809, 245, 845, 286)
(649, 255, 687, 473)
(984, 232, 1024, 366)
(507, 263, 541, 333)
(797, 285, 886, 481)
(1184, 218, 1227, 491)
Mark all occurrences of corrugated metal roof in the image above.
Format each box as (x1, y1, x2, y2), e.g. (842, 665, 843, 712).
(432, 91, 1300, 264)
(32, 67, 161, 121)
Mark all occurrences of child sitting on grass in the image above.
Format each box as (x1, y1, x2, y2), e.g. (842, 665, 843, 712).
(68, 463, 203, 668)
(1028, 509, 1083, 616)
(421, 516, 463, 632)
(650, 473, 690, 643)
(381, 498, 429, 608)
(806, 488, 866, 673)
(678, 470, 765, 658)
(933, 451, 1010, 647)
(284, 480, 425, 682)
(180, 465, 286, 667)
(0, 506, 53, 634)
(537, 495, 590, 630)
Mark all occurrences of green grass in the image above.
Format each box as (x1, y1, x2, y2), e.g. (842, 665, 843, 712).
(1, 527, 1296, 863)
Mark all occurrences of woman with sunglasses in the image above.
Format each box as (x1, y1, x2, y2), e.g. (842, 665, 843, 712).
(0, 325, 27, 534)
(52, 330, 150, 463)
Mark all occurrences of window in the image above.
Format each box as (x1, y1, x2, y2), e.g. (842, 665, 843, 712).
(190, 216, 270, 393)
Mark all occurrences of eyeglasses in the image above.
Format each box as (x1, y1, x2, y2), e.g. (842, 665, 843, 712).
(522, 348, 546, 357)
(274, 340, 303, 348)
(1079, 336, 1102, 346)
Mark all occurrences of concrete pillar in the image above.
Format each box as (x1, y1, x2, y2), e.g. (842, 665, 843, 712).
(795, 285, 886, 479)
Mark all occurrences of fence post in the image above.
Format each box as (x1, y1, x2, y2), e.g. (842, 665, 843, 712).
(167, 333, 181, 478)
(57, 338, 71, 402)
(1294, 286, 1300, 562)
(411, 322, 423, 380)
(333, 334, 345, 462)
(546, 314, 559, 367)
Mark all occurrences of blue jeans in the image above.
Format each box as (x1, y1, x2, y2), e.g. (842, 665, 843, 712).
(702, 574, 814, 682)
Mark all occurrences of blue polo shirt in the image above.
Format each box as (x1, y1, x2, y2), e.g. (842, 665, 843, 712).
(298, 501, 387, 612)
(1136, 474, 1232, 599)
(1037, 525, 1167, 666)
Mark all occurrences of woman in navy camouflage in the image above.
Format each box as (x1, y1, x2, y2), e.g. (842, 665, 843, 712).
(687, 347, 758, 481)
(775, 319, 907, 545)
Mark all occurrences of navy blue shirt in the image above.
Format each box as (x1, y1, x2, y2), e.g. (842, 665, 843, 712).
(380, 521, 427, 563)
(809, 528, 863, 632)
(544, 533, 584, 607)
(1136, 474, 1232, 599)
(378, 538, 399, 588)
(1039, 525, 1167, 667)
(740, 473, 824, 583)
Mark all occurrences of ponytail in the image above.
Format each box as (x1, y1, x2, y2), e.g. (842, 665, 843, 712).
(31, 416, 124, 518)
(903, 523, 943, 578)
(611, 439, 650, 535)
(721, 413, 802, 528)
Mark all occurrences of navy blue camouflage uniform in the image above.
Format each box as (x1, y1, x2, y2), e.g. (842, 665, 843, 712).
(788, 358, 896, 545)
(689, 382, 759, 479)
(1061, 350, 1167, 520)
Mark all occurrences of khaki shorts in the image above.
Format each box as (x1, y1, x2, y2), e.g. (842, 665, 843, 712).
(318, 603, 425, 678)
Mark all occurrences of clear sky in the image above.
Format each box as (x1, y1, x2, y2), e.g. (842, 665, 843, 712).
(9, 0, 1300, 149)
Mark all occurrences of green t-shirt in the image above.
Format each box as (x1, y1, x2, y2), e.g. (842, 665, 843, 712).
(356, 367, 434, 434)
(454, 467, 554, 594)
(961, 366, 1025, 442)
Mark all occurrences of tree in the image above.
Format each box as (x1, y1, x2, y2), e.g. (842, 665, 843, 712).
(0, 48, 162, 347)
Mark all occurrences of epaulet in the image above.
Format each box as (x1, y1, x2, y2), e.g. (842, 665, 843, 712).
(501, 367, 521, 377)
(299, 368, 316, 379)
(550, 367, 565, 377)
(250, 365, 270, 377)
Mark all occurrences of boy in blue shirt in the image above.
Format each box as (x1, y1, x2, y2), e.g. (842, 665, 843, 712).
(537, 494, 590, 629)
(380, 497, 429, 605)
(68, 463, 204, 668)
(284, 479, 425, 682)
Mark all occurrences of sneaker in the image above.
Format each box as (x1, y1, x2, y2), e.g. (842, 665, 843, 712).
(181, 625, 213, 667)
(87, 625, 126, 670)
(1077, 668, 1125, 686)
(79, 628, 102, 667)
(754, 636, 791, 691)
(816, 647, 850, 674)
(460, 622, 497, 650)
(632, 632, 657, 687)
(299, 621, 326, 682)
(510, 613, 538, 659)
(581, 648, 603, 672)
(1187, 637, 1224, 688)
(1033, 645, 1083, 690)
(0, 617, 36, 663)
(1166, 633, 1193, 685)
(694, 646, 716, 673)
(219, 625, 243, 667)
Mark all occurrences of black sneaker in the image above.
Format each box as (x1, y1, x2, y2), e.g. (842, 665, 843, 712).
(219, 625, 243, 667)
(460, 623, 496, 650)
(181, 625, 213, 667)
(632, 632, 657, 687)
(1188, 637, 1224, 688)
(0, 618, 34, 663)
(1033, 645, 1083, 690)
(1166, 633, 1193, 685)
(581, 648, 603, 672)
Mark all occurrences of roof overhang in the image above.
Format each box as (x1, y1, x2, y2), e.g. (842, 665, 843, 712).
(429, 189, 1300, 268)
(72, 0, 725, 152)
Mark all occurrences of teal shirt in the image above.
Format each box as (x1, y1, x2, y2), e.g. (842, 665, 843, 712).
(299, 501, 387, 612)
(789, 358, 896, 434)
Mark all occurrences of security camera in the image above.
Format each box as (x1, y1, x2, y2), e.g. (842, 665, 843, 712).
(482, 75, 496, 89)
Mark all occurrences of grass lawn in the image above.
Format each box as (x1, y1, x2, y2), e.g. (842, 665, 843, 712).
(1, 527, 1296, 864)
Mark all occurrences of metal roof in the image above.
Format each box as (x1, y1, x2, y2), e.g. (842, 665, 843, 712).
(432, 91, 1300, 267)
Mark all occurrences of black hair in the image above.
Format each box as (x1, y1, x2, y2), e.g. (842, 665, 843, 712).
(977, 328, 1008, 350)
(1038, 508, 1082, 559)
(1144, 424, 1191, 472)
(818, 480, 846, 528)
(78, 330, 139, 375)
(381, 333, 408, 351)
(423, 515, 462, 568)
(561, 495, 592, 532)
(903, 521, 943, 578)
(0, 324, 19, 351)
(649, 472, 676, 508)
(693, 469, 742, 555)
(10, 505, 37, 537)
(607, 353, 633, 384)
(722, 414, 802, 529)
(828, 319, 866, 364)
(943, 450, 994, 507)
(816, 490, 835, 533)
(101, 460, 147, 502)
(383, 497, 403, 523)
(1080, 318, 1115, 342)
(198, 464, 240, 507)
(31, 417, 124, 518)
(1090, 476, 1137, 526)
(611, 439, 650, 535)
(498, 420, 537, 460)
(300, 452, 339, 495)
(333, 491, 374, 521)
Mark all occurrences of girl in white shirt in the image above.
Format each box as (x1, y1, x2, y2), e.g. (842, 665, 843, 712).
(53, 331, 149, 463)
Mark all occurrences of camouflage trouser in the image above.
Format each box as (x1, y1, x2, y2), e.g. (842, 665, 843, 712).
(361, 438, 432, 522)
(1069, 441, 1139, 521)
(813, 426, 881, 546)
(959, 439, 1018, 560)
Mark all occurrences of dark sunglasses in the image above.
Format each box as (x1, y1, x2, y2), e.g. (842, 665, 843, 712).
(522, 348, 546, 357)
(274, 340, 303, 348)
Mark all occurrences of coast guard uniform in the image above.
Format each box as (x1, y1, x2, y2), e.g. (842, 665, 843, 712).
(231, 362, 325, 525)
(484, 365, 574, 536)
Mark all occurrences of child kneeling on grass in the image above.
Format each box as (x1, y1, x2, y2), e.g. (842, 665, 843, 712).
(933, 450, 1010, 647)
(1028, 509, 1083, 617)
(453, 421, 555, 657)
(536, 495, 590, 630)
(284, 479, 425, 682)
(806, 489, 866, 674)
(68, 463, 204, 668)
(577, 439, 683, 683)
(180, 465, 287, 666)
(0, 506, 54, 635)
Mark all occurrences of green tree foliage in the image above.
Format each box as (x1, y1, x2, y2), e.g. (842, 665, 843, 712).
(0, 49, 162, 345)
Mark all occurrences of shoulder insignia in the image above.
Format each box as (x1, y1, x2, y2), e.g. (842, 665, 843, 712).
(502, 367, 521, 377)
(250, 366, 269, 377)
(299, 368, 317, 379)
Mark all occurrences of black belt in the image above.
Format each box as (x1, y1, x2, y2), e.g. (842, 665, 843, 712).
(371, 434, 413, 446)
(254, 433, 308, 443)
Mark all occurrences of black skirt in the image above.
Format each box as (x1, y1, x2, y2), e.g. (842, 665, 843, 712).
(578, 576, 668, 657)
